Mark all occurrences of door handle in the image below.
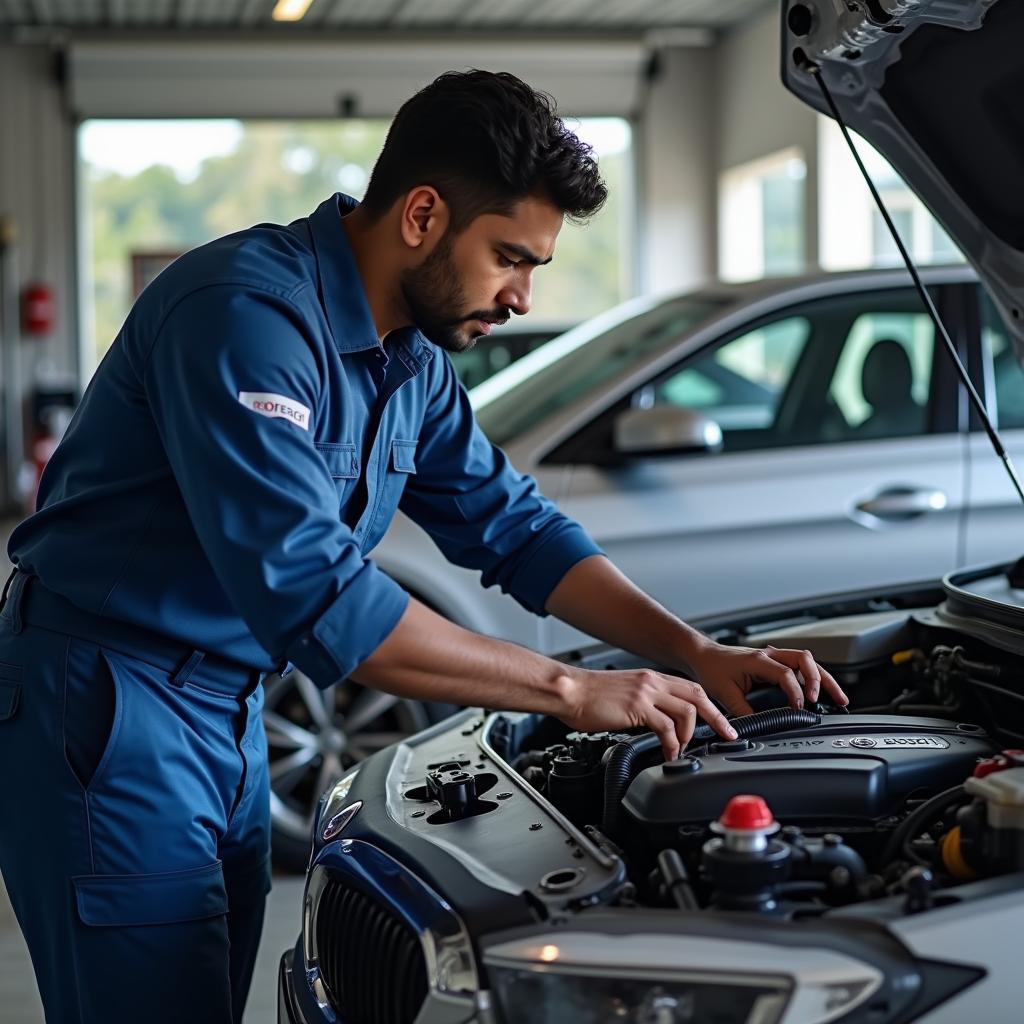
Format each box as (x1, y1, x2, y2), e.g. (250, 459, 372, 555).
(854, 486, 947, 522)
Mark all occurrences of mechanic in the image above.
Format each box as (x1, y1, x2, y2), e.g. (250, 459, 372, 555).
(0, 70, 847, 1023)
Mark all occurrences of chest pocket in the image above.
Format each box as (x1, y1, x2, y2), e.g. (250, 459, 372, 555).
(381, 438, 417, 511)
(360, 438, 418, 550)
(314, 442, 359, 507)
(391, 439, 417, 474)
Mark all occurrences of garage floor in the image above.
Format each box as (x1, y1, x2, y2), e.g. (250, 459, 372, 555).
(0, 873, 305, 1023)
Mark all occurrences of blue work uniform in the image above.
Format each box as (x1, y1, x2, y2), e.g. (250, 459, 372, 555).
(0, 193, 600, 1023)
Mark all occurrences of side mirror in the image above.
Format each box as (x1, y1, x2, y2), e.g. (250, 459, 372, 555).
(612, 406, 723, 457)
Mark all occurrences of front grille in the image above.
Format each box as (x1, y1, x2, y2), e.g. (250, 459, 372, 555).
(315, 876, 429, 1024)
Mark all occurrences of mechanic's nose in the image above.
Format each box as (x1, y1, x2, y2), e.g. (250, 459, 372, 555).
(497, 277, 531, 317)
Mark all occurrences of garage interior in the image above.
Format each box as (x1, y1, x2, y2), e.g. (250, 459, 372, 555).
(1, 1, 999, 1022)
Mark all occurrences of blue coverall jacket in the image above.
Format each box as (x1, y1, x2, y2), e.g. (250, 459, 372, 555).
(9, 192, 601, 679)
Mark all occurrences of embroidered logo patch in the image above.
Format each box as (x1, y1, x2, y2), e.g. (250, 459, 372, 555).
(238, 391, 311, 431)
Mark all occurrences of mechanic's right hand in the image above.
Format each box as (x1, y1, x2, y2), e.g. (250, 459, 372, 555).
(559, 668, 739, 761)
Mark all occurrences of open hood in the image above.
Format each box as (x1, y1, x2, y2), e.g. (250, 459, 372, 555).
(781, 0, 1024, 359)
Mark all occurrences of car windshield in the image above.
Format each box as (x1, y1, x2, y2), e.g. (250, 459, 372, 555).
(472, 294, 729, 446)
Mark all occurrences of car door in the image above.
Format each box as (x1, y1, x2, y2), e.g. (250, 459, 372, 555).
(963, 286, 1024, 566)
(551, 284, 965, 649)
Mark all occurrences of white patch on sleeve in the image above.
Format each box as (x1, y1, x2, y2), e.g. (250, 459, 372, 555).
(237, 391, 311, 431)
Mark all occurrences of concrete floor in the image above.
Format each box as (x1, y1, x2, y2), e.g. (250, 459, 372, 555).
(0, 872, 305, 1023)
(0, 520, 305, 1023)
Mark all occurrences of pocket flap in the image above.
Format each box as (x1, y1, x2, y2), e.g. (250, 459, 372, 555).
(74, 861, 228, 926)
(391, 439, 418, 473)
(0, 682, 20, 721)
(314, 442, 359, 480)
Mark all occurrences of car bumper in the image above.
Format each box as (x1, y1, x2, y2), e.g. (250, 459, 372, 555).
(278, 945, 309, 1024)
(279, 938, 490, 1024)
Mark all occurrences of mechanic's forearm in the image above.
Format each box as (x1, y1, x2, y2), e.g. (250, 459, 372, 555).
(351, 596, 574, 715)
(545, 554, 713, 671)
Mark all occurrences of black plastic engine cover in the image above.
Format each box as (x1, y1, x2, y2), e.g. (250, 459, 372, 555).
(623, 716, 997, 830)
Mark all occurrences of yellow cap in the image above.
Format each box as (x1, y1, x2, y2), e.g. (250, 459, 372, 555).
(891, 648, 922, 666)
(940, 826, 976, 880)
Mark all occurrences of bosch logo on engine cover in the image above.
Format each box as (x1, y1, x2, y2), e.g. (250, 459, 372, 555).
(832, 736, 950, 749)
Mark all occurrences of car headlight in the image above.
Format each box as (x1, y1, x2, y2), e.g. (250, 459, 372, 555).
(487, 963, 788, 1023)
(315, 766, 361, 844)
(484, 931, 882, 1024)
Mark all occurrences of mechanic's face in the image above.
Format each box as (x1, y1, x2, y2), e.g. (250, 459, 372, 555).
(401, 195, 562, 353)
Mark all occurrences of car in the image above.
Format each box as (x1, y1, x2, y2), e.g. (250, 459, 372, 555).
(375, 263, 1024, 657)
(449, 319, 574, 390)
(278, 0, 1024, 1020)
(280, 572, 1021, 1024)
(266, 261, 1024, 867)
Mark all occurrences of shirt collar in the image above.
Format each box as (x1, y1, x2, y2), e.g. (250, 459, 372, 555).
(306, 193, 434, 371)
(306, 192, 382, 355)
(393, 332, 433, 375)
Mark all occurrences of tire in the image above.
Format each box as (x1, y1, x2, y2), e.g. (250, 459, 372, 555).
(264, 670, 450, 872)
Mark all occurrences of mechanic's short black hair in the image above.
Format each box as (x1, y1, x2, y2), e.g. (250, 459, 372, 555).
(361, 69, 607, 230)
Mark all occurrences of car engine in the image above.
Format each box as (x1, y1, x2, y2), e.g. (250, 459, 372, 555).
(298, 580, 1024, 1024)
(480, 605, 1024, 920)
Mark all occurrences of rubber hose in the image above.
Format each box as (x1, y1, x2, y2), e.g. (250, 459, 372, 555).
(602, 732, 661, 834)
(690, 706, 821, 744)
(879, 784, 966, 867)
(602, 708, 821, 835)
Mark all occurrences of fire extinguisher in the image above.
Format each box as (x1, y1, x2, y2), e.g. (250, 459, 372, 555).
(21, 424, 58, 515)
(19, 398, 74, 516)
(21, 282, 55, 337)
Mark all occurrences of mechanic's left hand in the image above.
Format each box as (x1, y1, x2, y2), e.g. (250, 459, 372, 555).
(686, 642, 848, 718)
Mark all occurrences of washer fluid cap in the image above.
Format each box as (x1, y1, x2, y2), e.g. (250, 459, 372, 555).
(974, 750, 1024, 779)
(720, 794, 775, 831)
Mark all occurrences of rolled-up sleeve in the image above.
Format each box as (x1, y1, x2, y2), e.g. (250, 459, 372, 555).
(141, 284, 408, 685)
(399, 353, 602, 615)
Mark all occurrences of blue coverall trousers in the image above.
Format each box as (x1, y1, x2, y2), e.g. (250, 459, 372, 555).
(0, 572, 272, 1023)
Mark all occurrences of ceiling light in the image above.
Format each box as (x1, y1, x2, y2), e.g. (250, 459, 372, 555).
(272, 0, 315, 22)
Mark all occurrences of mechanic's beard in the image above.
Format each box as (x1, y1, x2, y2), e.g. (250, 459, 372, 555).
(400, 235, 497, 354)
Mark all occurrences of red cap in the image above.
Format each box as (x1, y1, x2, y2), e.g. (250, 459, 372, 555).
(720, 794, 775, 830)
(975, 750, 1024, 779)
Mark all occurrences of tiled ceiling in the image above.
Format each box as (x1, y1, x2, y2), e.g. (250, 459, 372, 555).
(0, 0, 773, 34)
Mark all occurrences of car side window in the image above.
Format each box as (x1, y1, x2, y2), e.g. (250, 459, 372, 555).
(654, 317, 809, 432)
(647, 289, 938, 454)
(825, 311, 934, 440)
(979, 289, 1024, 429)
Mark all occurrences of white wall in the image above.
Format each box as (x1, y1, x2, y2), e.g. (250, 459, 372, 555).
(0, 45, 78, 375)
(637, 44, 717, 298)
(0, 44, 78, 508)
(715, 6, 820, 270)
(636, 5, 824, 297)
(67, 39, 648, 119)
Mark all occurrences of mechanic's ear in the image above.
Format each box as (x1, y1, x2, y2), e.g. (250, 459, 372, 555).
(400, 187, 449, 250)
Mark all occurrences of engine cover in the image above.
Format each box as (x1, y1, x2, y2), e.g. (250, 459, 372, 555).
(623, 715, 997, 831)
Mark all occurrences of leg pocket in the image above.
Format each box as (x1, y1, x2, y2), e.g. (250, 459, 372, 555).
(70, 863, 234, 1024)
(73, 861, 229, 926)
(63, 642, 122, 792)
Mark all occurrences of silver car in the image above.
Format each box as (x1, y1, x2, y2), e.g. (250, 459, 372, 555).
(266, 265, 1024, 865)
(374, 264, 1024, 657)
